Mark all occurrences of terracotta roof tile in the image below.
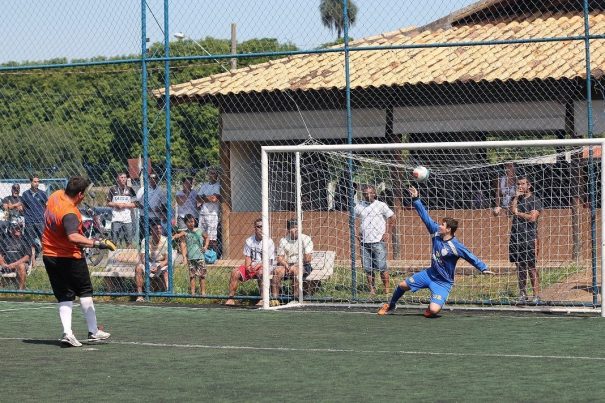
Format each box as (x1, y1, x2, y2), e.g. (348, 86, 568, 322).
(155, 12, 605, 99)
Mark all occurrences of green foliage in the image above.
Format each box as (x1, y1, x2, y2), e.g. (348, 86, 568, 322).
(0, 37, 298, 185)
(319, 0, 359, 39)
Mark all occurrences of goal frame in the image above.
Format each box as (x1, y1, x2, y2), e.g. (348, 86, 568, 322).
(261, 138, 605, 315)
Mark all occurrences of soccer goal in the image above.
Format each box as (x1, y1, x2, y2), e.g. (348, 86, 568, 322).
(260, 139, 605, 315)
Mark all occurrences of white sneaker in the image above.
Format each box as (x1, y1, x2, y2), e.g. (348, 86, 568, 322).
(60, 333, 82, 347)
(88, 329, 111, 341)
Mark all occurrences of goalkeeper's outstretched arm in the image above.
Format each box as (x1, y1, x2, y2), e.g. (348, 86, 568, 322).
(408, 187, 439, 234)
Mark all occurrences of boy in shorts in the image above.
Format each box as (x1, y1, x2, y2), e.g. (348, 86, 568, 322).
(178, 214, 209, 295)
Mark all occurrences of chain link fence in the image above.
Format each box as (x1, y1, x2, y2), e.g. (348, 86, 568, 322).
(0, 0, 603, 309)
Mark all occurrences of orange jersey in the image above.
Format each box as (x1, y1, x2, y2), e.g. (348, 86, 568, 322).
(42, 190, 83, 258)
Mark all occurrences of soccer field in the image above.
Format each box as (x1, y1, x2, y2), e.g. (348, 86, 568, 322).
(1, 300, 604, 402)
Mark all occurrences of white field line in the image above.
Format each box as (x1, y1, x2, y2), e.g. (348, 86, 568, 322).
(0, 337, 604, 362)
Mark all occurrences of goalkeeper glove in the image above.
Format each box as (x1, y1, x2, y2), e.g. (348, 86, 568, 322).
(94, 239, 117, 251)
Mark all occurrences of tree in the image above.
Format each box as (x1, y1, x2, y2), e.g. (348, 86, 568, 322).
(319, 0, 358, 39)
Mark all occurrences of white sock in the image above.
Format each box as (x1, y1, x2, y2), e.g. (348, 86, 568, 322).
(79, 297, 98, 334)
(58, 301, 73, 335)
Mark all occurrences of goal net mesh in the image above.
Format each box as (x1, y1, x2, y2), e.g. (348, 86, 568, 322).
(265, 141, 602, 308)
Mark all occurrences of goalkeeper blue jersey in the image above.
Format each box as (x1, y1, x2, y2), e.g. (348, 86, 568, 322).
(412, 198, 487, 284)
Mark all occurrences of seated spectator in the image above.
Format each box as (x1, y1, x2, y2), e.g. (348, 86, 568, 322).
(2, 184, 23, 223)
(273, 219, 314, 301)
(225, 218, 277, 306)
(135, 222, 169, 301)
(0, 223, 31, 290)
(175, 213, 208, 296)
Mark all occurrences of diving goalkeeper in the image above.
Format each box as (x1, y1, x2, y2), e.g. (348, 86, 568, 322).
(42, 176, 116, 347)
(378, 186, 493, 317)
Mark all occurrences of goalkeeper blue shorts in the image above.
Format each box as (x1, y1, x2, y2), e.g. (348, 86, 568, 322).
(405, 269, 452, 306)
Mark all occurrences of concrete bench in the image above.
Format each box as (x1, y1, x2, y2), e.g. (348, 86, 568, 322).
(305, 251, 336, 281)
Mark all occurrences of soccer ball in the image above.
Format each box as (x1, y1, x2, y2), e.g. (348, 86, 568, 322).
(412, 166, 430, 182)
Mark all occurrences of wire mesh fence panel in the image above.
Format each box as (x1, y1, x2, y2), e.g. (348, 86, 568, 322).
(0, 1, 603, 312)
(263, 141, 603, 310)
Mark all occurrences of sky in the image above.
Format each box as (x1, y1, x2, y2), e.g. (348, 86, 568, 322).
(1, 0, 478, 64)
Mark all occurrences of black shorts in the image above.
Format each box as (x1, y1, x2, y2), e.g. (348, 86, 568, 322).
(43, 256, 93, 302)
(509, 233, 537, 265)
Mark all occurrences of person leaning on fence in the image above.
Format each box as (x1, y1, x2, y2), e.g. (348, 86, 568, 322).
(175, 213, 209, 296)
(0, 222, 30, 290)
(273, 219, 314, 301)
(135, 221, 169, 301)
(41, 176, 115, 347)
(493, 162, 517, 216)
(197, 168, 221, 254)
(225, 218, 277, 306)
(21, 175, 48, 257)
(107, 172, 137, 247)
(509, 176, 543, 304)
(354, 184, 395, 295)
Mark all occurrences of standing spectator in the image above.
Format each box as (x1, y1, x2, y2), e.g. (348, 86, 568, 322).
(2, 184, 24, 222)
(493, 162, 517, 216)
(354, 184, 395, 295)
(136, 173, 167, 240)
(21, 175, 48, 256)
(509, 176, 543, 303)
(225, 218, 277, 306)
(175, 214, 208, 296)
(197, 168, 220, 254)
(273, 219, 314, 301)
(0, 223, 30, 290)
(176, 177, 199, 230)
(107, 172, 137, 247)
(42, 176, 114, 347)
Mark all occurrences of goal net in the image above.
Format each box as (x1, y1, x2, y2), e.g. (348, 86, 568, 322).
(261, 139, 604, 313)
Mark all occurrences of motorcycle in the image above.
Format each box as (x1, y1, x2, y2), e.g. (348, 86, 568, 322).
(80, 205, 111, 266)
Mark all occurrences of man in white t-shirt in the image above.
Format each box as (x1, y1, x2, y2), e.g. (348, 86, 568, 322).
(136, 173, 168, 239)
(176, 177, 198, 229)
(274, 219, 314, 300)
(354, 185, 396, 295)
(135, 222, 169, 301)
(197, 168, 220, 253)
(225, 218, 277, 306)
(107, 172, 137, 246)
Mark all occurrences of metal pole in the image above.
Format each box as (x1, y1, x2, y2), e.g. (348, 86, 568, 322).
(231, 23, 237, 71)
(261, 149, 270, 309)
(582, 0, 598, 305)
(164, 0, 173, 293)
(141, 0, 150, 300)
(601, 140, 605, 316)
(296, 152, 303, 303)
(343, 0, 357, 300)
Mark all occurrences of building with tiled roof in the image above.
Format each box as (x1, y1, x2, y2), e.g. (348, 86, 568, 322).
(159, 0, 605, 258)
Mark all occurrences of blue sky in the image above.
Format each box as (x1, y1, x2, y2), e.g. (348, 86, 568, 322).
(1, 0, 477, 63)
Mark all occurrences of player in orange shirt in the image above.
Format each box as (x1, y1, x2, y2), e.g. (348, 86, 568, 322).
(42, 176, 116, 347)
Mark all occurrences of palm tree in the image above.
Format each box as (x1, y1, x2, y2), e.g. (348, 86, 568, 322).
(319, 0, 358, 39)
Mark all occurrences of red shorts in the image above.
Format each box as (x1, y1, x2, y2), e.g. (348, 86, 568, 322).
(238, 264, 262, 281)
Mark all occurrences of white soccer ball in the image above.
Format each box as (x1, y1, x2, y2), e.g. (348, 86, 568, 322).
(412, 166, 430, 182)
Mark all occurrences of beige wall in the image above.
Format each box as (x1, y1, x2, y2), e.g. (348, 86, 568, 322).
(225, 208, 601, 267)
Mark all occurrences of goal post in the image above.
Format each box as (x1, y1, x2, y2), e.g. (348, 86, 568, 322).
(261, 139, 605, 315)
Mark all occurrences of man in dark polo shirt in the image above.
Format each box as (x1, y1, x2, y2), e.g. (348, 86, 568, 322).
(21, 175, 48, 256)
(509, 176, 543, 304)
